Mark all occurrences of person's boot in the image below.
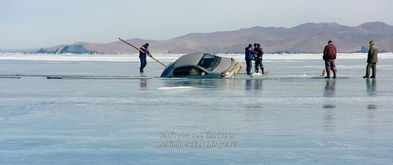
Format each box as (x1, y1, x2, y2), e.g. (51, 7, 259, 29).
(370, 75, 376, 78)
(324, 71, 330, 78)
(332, 70, 337, 79)
(363, 75, 369, 79)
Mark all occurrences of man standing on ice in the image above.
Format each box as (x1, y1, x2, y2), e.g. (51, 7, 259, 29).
(245, 44, 256, 75)
(139, 43, 150, 74)
(254, 43, 264, 74)
(363, 40, 379, 79)
(323, 40, 337, 78)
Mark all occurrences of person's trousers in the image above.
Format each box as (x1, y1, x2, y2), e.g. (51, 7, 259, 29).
(140, 57, 147, 73)
(255, 58, 264, 73)
(245, 60, 252, 74)
(325, 60, 336, 72)
(365, 63, 376, 77)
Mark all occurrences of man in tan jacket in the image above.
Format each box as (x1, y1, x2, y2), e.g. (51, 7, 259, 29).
(363, 40, 379, 79)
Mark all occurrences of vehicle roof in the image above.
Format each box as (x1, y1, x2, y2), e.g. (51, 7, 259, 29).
(173, 53, 206, 68)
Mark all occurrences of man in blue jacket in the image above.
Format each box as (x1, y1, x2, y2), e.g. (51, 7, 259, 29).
(245, 44, 256, 75)
(139, 43, 150, 74)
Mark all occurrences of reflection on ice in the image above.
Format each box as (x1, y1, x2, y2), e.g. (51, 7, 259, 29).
(367, 104, 377, 134)
(322, 79, 337, 132)
(140, 79, 147, 90)
(367, 104, 377, 110)
(161, 78, 245, 89)
(366, 79, 377, 96)
(163, 79, 221, 88)
(322, 104, 336, 109)
(323, 79, 336, 97)
(245, 79, 263, 91)
(323, 79, 336, 110)
(323, 107, 336, 132)
(157, 86, 195, 90)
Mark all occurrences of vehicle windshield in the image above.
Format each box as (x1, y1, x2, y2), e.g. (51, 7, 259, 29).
(197, 53, 221, 71)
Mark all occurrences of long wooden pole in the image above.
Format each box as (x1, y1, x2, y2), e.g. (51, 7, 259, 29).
(118, 38, 167, 67)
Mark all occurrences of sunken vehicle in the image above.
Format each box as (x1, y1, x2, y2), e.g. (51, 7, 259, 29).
(160, 53, 242, 78)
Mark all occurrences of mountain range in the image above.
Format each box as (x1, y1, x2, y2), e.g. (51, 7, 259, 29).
(27, 22, 393, 54)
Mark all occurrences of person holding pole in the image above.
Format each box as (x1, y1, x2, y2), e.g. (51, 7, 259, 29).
(139, 43, 150, 74)
(118, 38, 166, 68)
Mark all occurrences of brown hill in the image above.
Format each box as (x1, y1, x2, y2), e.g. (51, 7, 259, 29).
(37, 22, 393, 54)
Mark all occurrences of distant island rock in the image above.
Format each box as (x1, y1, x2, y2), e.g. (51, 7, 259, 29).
(37, 44, 98, 54)
(34, 22, 393, 54)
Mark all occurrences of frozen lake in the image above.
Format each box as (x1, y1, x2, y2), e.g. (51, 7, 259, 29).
(0, 53, 393, 164)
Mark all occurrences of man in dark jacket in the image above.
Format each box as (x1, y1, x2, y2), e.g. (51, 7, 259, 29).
(323, 40, 337, 78)
(253, 43, 265, 74)
(245, 44, 256, 75)
(363, 40, 379, 78)
(139, 43, 150, 74)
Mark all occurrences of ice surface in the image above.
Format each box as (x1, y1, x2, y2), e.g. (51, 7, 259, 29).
(1, 52, 392, 62)
(0, 53, 392, 164)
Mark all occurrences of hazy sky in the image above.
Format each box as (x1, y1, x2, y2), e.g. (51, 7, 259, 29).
(1, 0, 392, 49)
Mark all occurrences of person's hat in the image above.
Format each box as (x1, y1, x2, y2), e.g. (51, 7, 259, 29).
(328, 40, 333, 43)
